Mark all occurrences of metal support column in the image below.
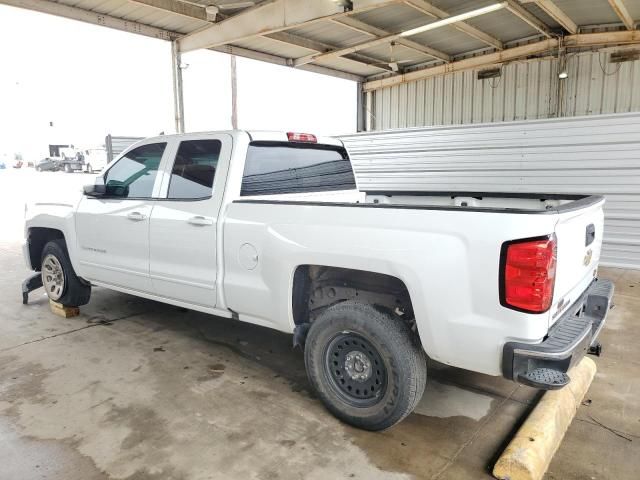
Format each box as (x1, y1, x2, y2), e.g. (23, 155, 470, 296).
(356, 82, 365, 132)
(365, 90, 373, 131)
(171, 40, 185, 134)
(230, 54, 238, 129)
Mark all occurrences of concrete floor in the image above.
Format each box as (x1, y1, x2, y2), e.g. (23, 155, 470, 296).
(1, 169, 639, 479)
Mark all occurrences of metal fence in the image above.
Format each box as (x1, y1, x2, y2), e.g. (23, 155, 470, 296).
(105, 135, 143, 162)
(340, 112, 640, 269)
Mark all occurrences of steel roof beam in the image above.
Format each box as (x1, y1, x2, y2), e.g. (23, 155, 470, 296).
(128, 0, 393, 72)
(363, 30, 640, 91)
(0, 0, 177, 39)
(607, 0, 635, 30)
(294, 3, 506, 67)
(266, 31, 395, 72)
(524, 0, 578, 34)
(0, 0, 365, 82)
(503, 0, 552, 38)
(333, 17, 451, 62)
(210, 44, 364, 81)
(403, 0, 504, 50)
(129, 0, 208, 21)
(176, 0, 401, 53)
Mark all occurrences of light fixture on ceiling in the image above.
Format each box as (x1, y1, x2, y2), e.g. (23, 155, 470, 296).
(477, 67, 501, 80)
(558, 70, 568, 79)
(205, 6, 219, 21)
(399, 2, 507, 38)
(610, 50, 640, 63)
(205, 1, 256, 21)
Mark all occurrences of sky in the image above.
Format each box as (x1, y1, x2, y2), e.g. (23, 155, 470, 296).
(0, 6, 357, 161)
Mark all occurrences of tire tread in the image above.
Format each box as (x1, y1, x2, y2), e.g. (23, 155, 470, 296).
(305, 301, 426, 431)
(41, 239, 91, 307)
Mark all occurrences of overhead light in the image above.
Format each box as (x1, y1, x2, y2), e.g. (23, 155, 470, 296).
(205, 6, 219, 21)
(389, 62, 400, 72)
(477, 67, 501, 80)
(558, 70, 568, 79)
(610, 50, 640, 63)
(399, 2, 507, 38)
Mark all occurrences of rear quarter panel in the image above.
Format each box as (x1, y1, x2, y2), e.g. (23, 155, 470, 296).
(223, 202, 559, 376)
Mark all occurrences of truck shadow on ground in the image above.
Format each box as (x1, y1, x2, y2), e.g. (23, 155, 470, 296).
(79, 286, 541, 478)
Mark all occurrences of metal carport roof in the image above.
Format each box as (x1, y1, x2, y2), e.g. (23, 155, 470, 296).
(2, 0, 638, 88)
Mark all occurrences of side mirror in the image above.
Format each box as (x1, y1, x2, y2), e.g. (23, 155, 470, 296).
(83, 177, 106, 197)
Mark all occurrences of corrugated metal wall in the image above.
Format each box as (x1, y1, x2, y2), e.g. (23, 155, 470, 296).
(368, 51, 640, 130)
(340, 113, 640, 269)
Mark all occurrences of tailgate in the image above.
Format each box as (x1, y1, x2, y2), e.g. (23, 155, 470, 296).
(550, 197, 606, 327)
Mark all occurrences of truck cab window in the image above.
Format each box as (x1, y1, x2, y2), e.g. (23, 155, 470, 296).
(167, 139, 221, 199)
(104, 143, 166, 198)
(240, 142, 356, 196)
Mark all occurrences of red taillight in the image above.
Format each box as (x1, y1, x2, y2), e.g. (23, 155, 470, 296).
(287, 132, 317, 143)
(500, 235, 557, 313)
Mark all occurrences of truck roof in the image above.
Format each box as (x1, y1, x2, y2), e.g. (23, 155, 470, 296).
(137, 130, 344, 148)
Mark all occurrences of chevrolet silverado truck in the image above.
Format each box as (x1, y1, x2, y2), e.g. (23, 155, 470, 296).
(22, 130, 613, 430)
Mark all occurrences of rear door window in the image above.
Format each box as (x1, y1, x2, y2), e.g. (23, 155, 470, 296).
(167, 140, 221, 199)
(240, 142, 356, 196)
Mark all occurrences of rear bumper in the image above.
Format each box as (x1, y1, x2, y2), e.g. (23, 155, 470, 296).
(502, 278, 614, 389)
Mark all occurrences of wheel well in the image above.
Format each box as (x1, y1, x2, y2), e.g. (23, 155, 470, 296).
(292, 265, 414, 327)
(27, 228, 65, 271)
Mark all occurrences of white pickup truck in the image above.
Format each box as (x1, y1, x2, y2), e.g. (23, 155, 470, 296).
(23, 130, 613, 430)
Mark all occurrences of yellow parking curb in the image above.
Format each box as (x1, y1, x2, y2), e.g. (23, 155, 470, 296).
(493, 357, 597, 480)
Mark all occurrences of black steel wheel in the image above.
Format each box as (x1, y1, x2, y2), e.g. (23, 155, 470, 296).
(324, 332, 387, 407)
(305, 301, 427, 431)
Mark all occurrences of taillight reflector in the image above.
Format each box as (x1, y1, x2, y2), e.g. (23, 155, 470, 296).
(287, 132, 317, 143)
(500, 234, 557, 313)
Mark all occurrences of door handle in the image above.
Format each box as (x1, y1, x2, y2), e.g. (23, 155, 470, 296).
(188, 216, 213, 226)
(127, 211, 147, 221)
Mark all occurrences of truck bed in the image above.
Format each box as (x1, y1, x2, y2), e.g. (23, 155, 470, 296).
(241, 190, 603, 214)
(363, 191, 602, 214)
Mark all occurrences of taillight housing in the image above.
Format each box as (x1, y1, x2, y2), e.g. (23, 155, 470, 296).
(287, 132, 317, 143)
(500, 234, 557, 314)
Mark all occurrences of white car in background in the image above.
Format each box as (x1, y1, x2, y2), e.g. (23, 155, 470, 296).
(81, 148, 108, 173)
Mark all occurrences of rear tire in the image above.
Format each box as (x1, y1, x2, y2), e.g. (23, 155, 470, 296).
(41, 239, 91, 306)
(304, 301, 427, 431)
